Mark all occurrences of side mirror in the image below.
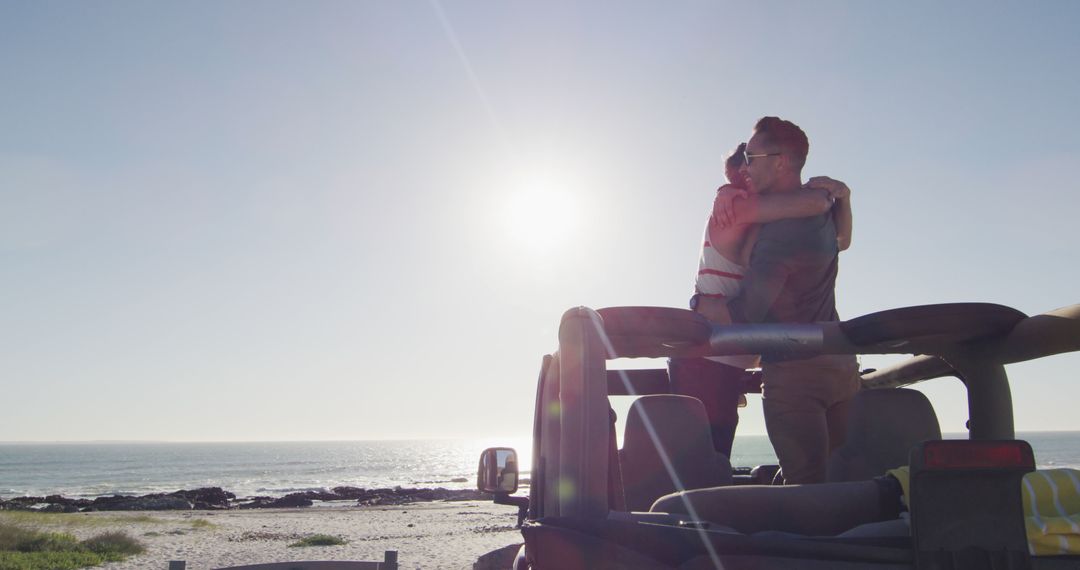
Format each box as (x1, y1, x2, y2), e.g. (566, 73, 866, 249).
(477, 447, 518, 494)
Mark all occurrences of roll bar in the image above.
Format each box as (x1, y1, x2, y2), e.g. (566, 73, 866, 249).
(862, 303, 1080, 388)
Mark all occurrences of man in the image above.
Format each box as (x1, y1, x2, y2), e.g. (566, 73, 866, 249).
(698, 116, 858, 484)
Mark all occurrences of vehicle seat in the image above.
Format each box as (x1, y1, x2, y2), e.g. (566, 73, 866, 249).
(620, 395, 733, 511)
(827, 388, 941, 482)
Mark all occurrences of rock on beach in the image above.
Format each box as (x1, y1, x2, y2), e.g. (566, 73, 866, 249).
(0, 486, 492, 512)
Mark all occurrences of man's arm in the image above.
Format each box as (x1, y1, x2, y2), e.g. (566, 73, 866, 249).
(712, 188, 832, 229)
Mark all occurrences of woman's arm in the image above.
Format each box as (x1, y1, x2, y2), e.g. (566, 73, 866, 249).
(833, 194, 853, 251)
(695, 295, 733, 325)
(805, 176, 853, 251)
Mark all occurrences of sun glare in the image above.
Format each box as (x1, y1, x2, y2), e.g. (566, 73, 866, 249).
(501, 180, 582, 253)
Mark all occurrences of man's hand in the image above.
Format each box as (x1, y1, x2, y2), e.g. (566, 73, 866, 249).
(804, 176, 850, 201)
(709, 184, 748, 230)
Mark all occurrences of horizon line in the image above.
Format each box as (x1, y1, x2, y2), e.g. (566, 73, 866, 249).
(2, 429, 1078, 445)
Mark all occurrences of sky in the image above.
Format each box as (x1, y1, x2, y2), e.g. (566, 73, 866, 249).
(2, 1, 1079, 443)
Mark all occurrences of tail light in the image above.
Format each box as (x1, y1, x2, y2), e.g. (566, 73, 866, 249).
(921, 440, 1034, 470)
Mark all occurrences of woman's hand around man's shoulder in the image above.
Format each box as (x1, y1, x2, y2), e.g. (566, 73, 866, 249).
(711, 184, 748, 230)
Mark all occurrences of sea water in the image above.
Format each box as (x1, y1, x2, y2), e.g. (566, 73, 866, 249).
(1, 432, 1078, 500)
(0, 439, 523, 500)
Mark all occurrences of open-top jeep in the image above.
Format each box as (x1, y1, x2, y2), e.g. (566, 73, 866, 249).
(478, 302, 1080, 569)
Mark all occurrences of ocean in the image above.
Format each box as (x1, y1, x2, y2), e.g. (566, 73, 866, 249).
(2, 432, 1078, 500)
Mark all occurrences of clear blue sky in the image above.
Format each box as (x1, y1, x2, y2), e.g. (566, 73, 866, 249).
(2, 1, 1078, 442)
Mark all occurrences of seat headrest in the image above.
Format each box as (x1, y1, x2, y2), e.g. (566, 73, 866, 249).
(827, 388, 942, 483)
(621, 395, 732, 511)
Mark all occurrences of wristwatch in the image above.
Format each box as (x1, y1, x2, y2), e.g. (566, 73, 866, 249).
(689, 294, 700, 311)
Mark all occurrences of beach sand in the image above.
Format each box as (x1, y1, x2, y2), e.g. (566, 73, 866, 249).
(40, 501, 523, 570)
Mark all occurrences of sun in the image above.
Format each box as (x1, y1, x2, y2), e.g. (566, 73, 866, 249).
(500, 179, 582, 254)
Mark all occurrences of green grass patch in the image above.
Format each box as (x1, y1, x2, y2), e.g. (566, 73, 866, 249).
(0, 512, 165, 530)
(0, 550, 122, 570)
(0, 511, 206, 532)
(1, 524, 79, 552)
(187, 518, 215, 529)
(288, 534, 348, 548)
(80, 532, 143, 556)
(107, 515, 160, 525)
(0, 523, 144, 570)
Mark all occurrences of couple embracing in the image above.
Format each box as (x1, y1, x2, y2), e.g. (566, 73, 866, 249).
(674, 116, 859, 485)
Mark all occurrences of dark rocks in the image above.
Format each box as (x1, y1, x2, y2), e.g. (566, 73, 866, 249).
(0, 485, 493, 511)
(40, 503, 80, 513)
(169, 487, 235, 510)
(0, 496, 39, 511)
(42, 495, 92, 510)
(266, 493, 315, 508)
(90, 494, 194, 511)
(330, 486, 366, 500)
(445, 489, 491, 502)
(291, 489, 340, 502)
(354, 487, 490, 506)
(237, 493, 313, 509)
(235, 496, 274, 509)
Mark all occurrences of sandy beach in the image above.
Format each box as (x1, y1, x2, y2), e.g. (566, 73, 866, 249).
(16, 501, 523, 570)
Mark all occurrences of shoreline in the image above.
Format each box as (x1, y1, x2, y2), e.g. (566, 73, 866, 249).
(3, 500, 524, 570)
(0, 484, 509, 512)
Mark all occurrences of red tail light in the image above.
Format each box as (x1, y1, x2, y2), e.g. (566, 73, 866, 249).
(922, 440, 1034, 470)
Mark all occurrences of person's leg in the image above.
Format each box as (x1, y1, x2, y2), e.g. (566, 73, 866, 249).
(763, 396, 828, 484)
(668, 358, 742, 456)
(826, 399, 851, 456)
(761, 360, 831, 484)
(822, 357, 861, 455)
(711, 423, 737, 459)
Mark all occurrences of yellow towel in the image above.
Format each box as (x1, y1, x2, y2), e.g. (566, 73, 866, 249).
(1021, 469, 1080, 555)
(887, 466, 1080, 556)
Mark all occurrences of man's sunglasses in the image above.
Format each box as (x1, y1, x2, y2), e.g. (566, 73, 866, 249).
(743, 150, 782, 165)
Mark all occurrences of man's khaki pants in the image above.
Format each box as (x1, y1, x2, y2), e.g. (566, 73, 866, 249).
(762, 354, 860, 484)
